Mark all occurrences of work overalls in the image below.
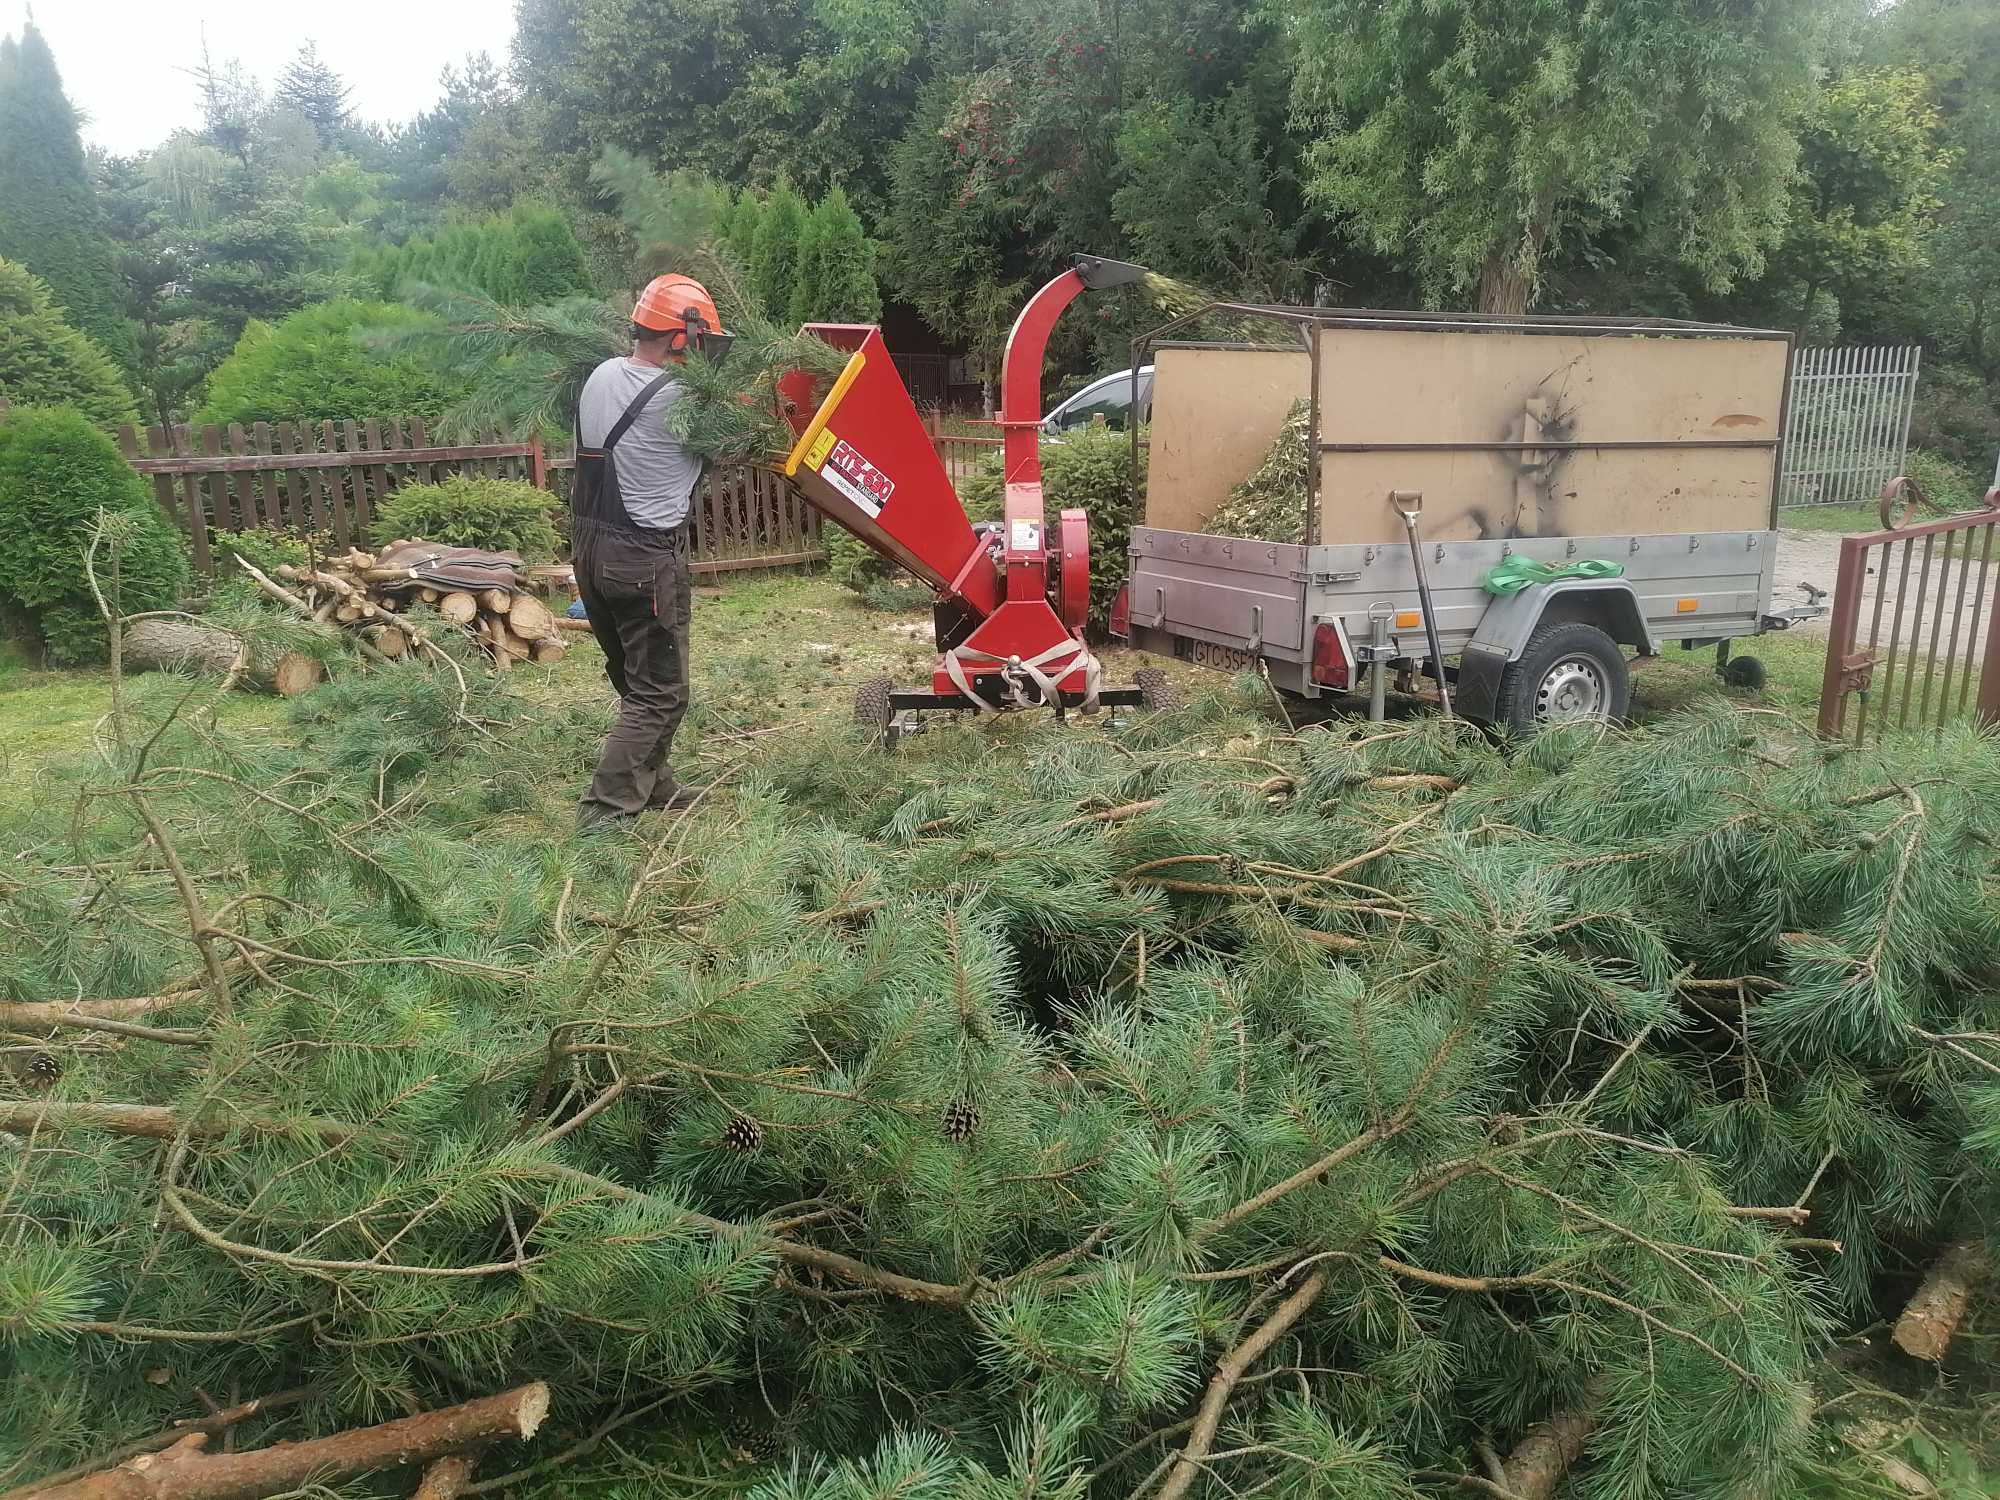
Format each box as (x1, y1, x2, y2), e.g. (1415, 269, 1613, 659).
(570, 372, 694, 825)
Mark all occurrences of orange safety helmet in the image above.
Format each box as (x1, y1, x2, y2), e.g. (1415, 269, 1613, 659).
(632, 273, 733, 359)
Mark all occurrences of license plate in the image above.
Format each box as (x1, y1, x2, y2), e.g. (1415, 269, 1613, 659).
(1175, 638, 1255, 674)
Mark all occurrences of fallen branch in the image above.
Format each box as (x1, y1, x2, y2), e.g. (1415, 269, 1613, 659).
(25, 1382, 547, 1500)
(3, 1391, 311, 1500)
(0, 1101, 362, 1145)
(1150, 1270, 1328, 1500)
(0, 994, 204, 1029)
(1891, 1239, 1993, 1363)
(1498, 1393, 1602, 1500)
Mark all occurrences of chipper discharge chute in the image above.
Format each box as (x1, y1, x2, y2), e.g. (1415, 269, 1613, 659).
(777, 255, 1170, 737)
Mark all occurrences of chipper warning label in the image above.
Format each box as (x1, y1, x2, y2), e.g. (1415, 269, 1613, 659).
(806, 431, 895, 519)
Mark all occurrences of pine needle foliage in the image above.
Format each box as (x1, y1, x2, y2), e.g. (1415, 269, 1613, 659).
(0, 677, 1994, 1500)
(371, 155, 846, 458)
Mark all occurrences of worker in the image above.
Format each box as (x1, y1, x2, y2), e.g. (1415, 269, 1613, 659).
(569, 272, 731, 829)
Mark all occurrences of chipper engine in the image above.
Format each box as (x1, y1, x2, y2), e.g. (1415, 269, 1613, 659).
(776, 255, 1168, 738)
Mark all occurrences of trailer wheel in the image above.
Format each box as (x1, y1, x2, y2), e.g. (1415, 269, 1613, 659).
(1132, 668, 1185, 712)
(1721, 654, 1768, 691)
(853, 677, 895, 738)
(1492, 622, 1629, 733)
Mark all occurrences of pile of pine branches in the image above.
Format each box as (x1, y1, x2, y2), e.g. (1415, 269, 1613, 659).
(2, 672, 1996, 1500)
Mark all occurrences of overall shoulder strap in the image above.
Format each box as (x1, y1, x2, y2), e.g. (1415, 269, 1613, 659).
(602, 372, 675, 452)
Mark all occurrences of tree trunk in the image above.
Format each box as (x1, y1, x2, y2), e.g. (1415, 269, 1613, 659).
(1500, 1385, 1604, 1500)
(1478, 256, 1533, 316)
(123, 619, 323, 697)
(26, 1384, 547, 1500)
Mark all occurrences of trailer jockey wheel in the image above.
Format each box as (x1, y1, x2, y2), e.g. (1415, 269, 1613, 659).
(1721, 654, 1767, 691)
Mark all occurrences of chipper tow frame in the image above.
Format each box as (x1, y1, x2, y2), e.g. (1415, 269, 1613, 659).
(777, 255, 1160, 731)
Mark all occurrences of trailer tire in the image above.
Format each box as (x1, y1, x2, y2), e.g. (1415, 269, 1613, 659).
(1492, 622, 1629, 734)
(854, 677, 895, 737)
(1133, 668, 1184, 712)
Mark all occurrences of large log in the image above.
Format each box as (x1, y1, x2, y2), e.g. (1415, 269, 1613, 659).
(506, 593, 556, 641)
(1892, 1240, 1993, 1362)
(24, 1383, 548, 1500)
(123, 618, 323, 698)
(439, 592, 477, 626)
(478, 588, 513, 615)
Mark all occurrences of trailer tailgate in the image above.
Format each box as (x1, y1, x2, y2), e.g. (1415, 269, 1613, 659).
(1126, 528, 1310, 656)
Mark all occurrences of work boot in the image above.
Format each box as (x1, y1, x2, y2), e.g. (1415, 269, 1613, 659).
(645, 782, 706, 814)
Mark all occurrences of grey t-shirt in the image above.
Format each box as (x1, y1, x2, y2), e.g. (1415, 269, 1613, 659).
(575, 356, 703, 529)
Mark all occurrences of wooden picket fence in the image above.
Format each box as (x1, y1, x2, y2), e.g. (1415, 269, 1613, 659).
(113, 418, 825, 578)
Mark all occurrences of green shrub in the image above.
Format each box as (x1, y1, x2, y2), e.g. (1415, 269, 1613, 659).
(195, 300, 467, 429)
(832, 427, 1145, 635)
(372, 475, 561, 561)
(1898, 448, 1986, 513)
(347, 203, 594, 305)
(0, 405, 188, 662)
(0, 258, 138, 427)
(214, 528, 315, 578)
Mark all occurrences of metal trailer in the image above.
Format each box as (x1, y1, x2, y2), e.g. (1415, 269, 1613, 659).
(1117, 305, 1826, 731)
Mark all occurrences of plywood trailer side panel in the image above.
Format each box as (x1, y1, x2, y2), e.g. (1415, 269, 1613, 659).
(1313, 326, 1788, 545)
(1146, 345, 1311, 534)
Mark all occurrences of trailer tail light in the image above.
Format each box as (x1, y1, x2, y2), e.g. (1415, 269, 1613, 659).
(1311, 622, 1351, 689)
(1108, 583, 1131, 639)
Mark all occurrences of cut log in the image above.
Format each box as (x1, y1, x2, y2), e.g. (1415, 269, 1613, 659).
(334, 603, 362, 623)
(495, 624, 534, 661)
(25, 1383, 548, 1500)
(506, 593, 555, 641)
(439, 592, 477, 626)
(554, 617, 593, 633)
(419, 587, 441, 604)
(361, 626, 408, 660)
(481, 617, 511, 672)
(1892, 1240, 1993, 1362)
(123, 618, 322, 698)
(478, 588, 513, 615)
(531, 639, 567, 665)
(412, 1457, 476, 1500)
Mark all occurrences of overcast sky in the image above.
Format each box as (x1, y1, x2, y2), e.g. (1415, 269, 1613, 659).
(0, 0, 518, 156)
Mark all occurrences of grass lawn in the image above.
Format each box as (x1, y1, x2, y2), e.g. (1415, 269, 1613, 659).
(1776, 502, 1885, 533)
(2, 569, 1830, 823)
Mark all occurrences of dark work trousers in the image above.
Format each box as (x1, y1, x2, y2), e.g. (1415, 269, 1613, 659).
(573, 517, 691, 824)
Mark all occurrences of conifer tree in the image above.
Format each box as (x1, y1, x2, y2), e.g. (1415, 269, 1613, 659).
(274, 40, 353, 146)
(750, 178, 809, 321)
(789, 183, 881, 325)
(0, 258, 140, 426)
(0, 23, 140, 377)
(729, 189, 765, 271)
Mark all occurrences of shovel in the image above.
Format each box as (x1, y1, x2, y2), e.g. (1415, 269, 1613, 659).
(1390, 489, 1453, 719)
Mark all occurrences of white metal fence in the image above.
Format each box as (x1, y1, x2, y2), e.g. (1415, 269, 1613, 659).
(1779, 344, 1922, 509)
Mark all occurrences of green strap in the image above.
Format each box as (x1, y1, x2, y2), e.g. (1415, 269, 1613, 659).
(1480, 556, 1625, 597)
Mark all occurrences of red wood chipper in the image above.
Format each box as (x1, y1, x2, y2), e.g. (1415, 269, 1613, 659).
(776, 255, 1172, 740)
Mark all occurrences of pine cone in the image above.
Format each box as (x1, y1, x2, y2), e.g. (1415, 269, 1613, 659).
(725, 1406, 781, 1463)
(941, 1097, 981, 1143)
(23, 1052, 59, 1092)
(721, 1114, 763, 1153)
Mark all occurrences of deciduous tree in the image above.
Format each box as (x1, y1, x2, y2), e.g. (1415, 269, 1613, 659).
(1288, 0, 1835, 313)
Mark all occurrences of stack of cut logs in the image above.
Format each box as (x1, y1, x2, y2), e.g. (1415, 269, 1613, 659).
(274, 541, 567, 671)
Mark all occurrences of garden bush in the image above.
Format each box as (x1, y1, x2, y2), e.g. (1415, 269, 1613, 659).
(0, 258, 137, 427)
(1900, 448, 1986, 513)
(195, 300, 467, 429)
(372, 474, 562, 561)
(213, 527, 316, 578)
(0, 405, 187, 662)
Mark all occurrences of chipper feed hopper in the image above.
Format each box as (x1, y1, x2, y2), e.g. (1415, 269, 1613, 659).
(777, 255, 1167, 735)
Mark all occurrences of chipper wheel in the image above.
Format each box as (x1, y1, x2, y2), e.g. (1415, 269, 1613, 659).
(853, 677, 895, 738)
(1132, 668, 1185, 712)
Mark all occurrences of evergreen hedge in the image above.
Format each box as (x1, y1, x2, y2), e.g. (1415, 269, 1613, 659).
(195, 300, 468, 429)
(0, 259, 140, 428)
(0, 405, 187, 661)
(372, 474, 562, 561)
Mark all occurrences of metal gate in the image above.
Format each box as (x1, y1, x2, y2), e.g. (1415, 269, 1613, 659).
(1817, 498, 2000, 741)
(1780, 345, 1922, 509)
